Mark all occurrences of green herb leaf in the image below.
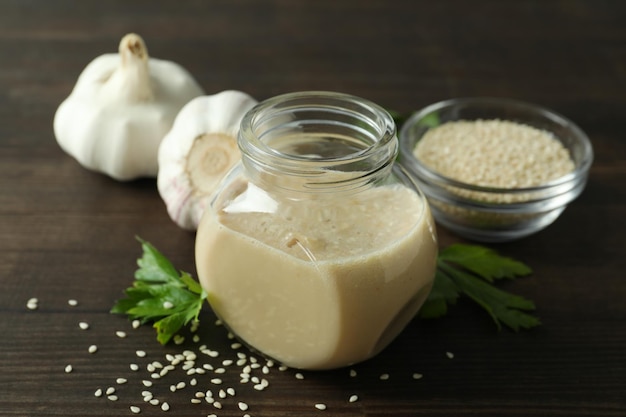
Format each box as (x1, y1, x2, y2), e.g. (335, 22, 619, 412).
(421, 244, 541, 331)
(439, 244, 532, 282)
(111, 237, 207, 344)
(418, 270, 460, 318)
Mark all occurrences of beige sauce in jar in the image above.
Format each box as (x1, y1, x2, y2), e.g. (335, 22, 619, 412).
(195, 182, 437, 370)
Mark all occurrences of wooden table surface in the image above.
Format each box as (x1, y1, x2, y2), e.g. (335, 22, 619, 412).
(1, 1, 625, 416)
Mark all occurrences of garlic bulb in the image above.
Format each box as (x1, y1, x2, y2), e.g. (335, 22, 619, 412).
(53, 33, 204, 181)
(157, 90, 258, 230)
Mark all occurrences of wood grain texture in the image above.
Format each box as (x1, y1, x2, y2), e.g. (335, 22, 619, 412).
(1, 1, 625, 416)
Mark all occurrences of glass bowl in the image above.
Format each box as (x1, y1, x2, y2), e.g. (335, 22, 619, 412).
(398, 97, 593, 242)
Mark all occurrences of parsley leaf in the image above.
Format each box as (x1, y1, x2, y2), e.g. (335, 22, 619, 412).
(111, 237, 207, 344)
(420, 244, 541, 331)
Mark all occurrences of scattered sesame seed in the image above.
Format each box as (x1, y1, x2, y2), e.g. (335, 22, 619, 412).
(379, 373, 390, 380)
(64, 364, 73, 373)
(413, 373, 424, 380)
(173, 335, 185, 345)
(349, 369, 357, 377)
(68, 299, 78, 306)
(192, 334, 200, 343)
(107, 395, 118, 401)
(105, 387, 116, 395)
(190, 398, 202, 404)
(130, 406, 141, 414)
(349, 394, 359, 403)
(190, 320, 199, 332)
(26, 298, 38, 310)
(88, 345, 98, 354)
(190, 378, 197, 386)
(238, 401, 249, 411)
(150, 398, 159, 406)
(116, 378, 127, 384)
(218, 389, 226, 399)
(130, 363, 139, 371)
(176, 382, 186, 390)
(132, 319, 141, 329)
(136, 350, 146, 358)
(163, 301, 174, 309)
(213, 401, 222, 409)
(161, 402, 170, 411)
(94, 388, 102, 397)
(446, 351, 455, 359)
(78, 322, 89, 330)
(295, 372, 304, 380)
(210, 378, 222, 385)
(315, 403, 327, 410)
(226, 387, 235, 396)
(116, 331, 127, 338)
(231, 342, 242, 349)
(142, 380, 153, 387)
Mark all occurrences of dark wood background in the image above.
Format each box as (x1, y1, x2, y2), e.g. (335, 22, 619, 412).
(1, 1, 624, 416)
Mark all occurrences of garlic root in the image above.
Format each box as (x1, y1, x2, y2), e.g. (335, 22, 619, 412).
(186, 133, 240, 195)
(157, 90, 258, 230)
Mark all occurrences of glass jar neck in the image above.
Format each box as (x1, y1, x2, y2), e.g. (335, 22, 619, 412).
(238, 91, 398, 197)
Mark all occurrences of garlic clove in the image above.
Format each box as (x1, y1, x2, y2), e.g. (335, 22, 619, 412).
(157, 90, 258, 230)
(53, 33, 204, 181)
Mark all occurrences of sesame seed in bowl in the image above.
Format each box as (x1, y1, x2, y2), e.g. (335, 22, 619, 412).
(398, 97, 593, 242)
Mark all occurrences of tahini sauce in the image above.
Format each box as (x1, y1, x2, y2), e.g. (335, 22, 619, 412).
(195, 183, 437, 370)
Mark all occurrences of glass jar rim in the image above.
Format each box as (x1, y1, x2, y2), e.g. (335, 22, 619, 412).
(239, 91, 397, 168)
(237, 91, 399, 195)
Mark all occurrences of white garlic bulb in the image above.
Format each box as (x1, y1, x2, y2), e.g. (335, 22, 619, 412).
(53, 33, 204, 181)
(157, 90, 258, 230)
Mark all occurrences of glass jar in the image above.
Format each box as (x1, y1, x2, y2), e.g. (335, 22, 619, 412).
(195, 91, 438, 370)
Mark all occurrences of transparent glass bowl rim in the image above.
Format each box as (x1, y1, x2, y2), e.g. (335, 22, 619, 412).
(398, 97, 594, 198)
